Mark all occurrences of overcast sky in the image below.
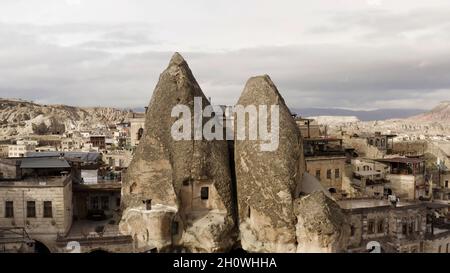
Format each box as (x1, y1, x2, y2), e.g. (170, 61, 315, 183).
(1, 0, 450, 110)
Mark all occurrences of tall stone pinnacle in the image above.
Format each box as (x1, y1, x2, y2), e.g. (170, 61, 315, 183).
(119, 53, 236, 253)
(234, 75, 306, 253)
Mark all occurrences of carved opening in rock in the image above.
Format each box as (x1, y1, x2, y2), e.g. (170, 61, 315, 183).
(182, 179, 190, 186)
(200, 187, 209, 200)
(146, 229, 150, 242)
(143, 199, 152, 210)
(130, 182, 137, 194)
(350, 225, 355, 237)
(137, 128, 144, 141)
(247, 207, 251, 219)
(172, 221, 179, 236)
(328, 188, 337, 194)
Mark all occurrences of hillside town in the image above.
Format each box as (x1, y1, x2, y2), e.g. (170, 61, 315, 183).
(0, 54, 449, 254)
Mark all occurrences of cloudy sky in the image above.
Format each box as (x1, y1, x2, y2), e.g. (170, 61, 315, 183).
(1, 0, 450, 110)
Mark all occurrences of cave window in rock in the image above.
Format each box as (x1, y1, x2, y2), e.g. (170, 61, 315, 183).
(182, 179, 190, 186)
(328, 188, 337, 194)
(350, 225, 355, 237)
(130, 182, 137, 194)
(315, 170, 321, 180)
(143, 199, 152, 210)
(171, 221, 179, 236)
(247, 207, 251, 219)
(137, 128, 144, 141)
(200, 187, 209, 200)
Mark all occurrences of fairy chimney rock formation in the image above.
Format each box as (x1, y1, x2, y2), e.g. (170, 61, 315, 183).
(234, 75, 305, 253)
(119, 53, 236, 252)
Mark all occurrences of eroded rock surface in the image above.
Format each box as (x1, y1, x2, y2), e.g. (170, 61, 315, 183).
(294, 191, 350, 253)
(119, 53, 236, 252)
(234, 75, 305, 252)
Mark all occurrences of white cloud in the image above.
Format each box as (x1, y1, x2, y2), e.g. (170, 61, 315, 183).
(0, 1, 449, 110)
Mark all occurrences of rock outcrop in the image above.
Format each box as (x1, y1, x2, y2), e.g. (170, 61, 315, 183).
(119, 53, 236, 252)
(234, 75, 305, 252)
(0, 98, 128, 137)
(234, 75, 349, 253)
(294, 192, 350, 253)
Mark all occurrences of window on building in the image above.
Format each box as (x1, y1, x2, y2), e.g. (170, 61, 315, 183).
(438, 245, 442, 253)
(409, 221, 414, 234)
(335, 168, 340, 179)
(367, 220, 375, 234)
(116, 197, 121, 207)
(27, 201, 36, 218)
(43, 201, 52, 218)
(326, 169, 332, 179)
(5, 201, 14, 218)
(446, 180, 449, 188)
(101, 196, 109, 210)
(201, 187, 209, 200)
(315, 170, 321, 180)
(172, 221, 179, 236)
(402, 223, 408, 235)
(377, 220, 384, 233)
(91, 197, 99, 210)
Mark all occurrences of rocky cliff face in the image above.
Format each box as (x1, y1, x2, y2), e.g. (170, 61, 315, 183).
(119, 53, 236, 253)
(0, 98, 128, 137)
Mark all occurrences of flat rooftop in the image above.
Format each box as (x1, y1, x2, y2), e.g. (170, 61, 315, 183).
(375, 157, 425, 164)
(338, 199, 417, 210)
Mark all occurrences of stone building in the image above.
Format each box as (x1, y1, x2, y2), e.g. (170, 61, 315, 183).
(339, 199, 450, 253)
(350, 159, 391, 198)
(340, 199, 426, 253)
(366, 132, 396, 154)
(0, 157, 73, 252)
(0, 145, 9, 158)
(375, 157, 427, 201)
(0, 154, 133, 253)
(127, 112, 145, 147)
(296, 118, 321, 138)
(304, 137, 347, 194)
(8, 144, 35, 158)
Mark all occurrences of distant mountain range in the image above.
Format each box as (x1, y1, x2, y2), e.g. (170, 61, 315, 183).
(408, 101, 450, 123)
(290, 107, 425, 121)
(134, 106, 426, 122)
